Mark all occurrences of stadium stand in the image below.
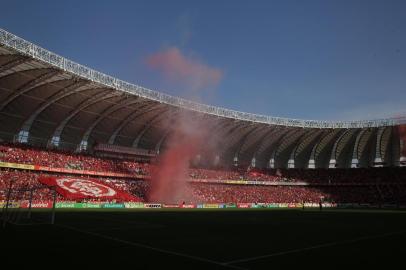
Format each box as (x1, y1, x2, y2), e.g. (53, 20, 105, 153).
(2, 164, 406, 204)
(245, 167, 406, 184)
(0, 143, 150, 176)
(0, 170, 144, 202)
(0, 28, 406, 207)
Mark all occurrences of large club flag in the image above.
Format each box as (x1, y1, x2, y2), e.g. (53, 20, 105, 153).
(39, 177, 141, 202)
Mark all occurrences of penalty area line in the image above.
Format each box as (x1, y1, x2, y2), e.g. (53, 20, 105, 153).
(223, 229, 406, 265)
(56, 224, 247, 270)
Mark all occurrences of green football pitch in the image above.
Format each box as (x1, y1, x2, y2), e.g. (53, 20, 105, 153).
(1, 208, 406, 269)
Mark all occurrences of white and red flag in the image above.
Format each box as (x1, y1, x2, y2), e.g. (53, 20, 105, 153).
(39, 177, 141, 201)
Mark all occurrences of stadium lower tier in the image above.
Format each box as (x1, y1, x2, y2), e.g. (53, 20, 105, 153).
(1, 170, 406, 204)
(2, 143, 406, 185)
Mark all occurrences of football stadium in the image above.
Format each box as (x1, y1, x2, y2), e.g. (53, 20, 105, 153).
(1, 3, 406, 268)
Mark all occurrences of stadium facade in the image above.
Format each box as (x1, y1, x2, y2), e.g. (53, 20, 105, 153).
(0, 28, 405, 169)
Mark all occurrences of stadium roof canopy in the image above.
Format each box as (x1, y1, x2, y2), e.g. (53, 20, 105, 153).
(0, 28, 405, 168)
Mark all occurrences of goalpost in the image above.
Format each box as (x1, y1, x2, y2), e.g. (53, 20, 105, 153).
(1, 178, 57, 227)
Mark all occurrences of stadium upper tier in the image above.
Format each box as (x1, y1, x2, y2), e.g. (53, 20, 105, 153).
(0, 28, 405, 168)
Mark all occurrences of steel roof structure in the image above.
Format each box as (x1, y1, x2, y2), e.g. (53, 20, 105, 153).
(0, 28, 405, 168)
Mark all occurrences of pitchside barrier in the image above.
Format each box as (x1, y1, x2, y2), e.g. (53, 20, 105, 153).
(2, 201, 405, 211)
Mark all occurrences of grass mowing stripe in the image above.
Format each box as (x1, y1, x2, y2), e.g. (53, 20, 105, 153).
(56, 223, 248, 270)
(223, 229, 406, 265)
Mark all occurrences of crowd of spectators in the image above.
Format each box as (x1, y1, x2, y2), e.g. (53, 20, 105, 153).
(0, 143, 150, 176)
(1, 143, 406, 205)
(0, 170, 58, 201)
(189, 168, 241, 180)
(2, 168, 406, 204)
(2, 143, 405, 186)
(190, 184, 385, 204)
(0, 169, 146, 202)
(245, 167, 406, 184)
(189, 167, 406, 185)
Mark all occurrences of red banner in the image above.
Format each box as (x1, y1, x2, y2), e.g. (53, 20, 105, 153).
(237, 203, 251, 208)
(20, 201, 53, 208)
(162, 204, 180, 208)
(181, 204, 196, 208)
(39, 177, 141, 202)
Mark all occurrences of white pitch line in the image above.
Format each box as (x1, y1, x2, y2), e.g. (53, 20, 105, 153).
(56, 224, 247, 270)
(223, 230, 406, 265)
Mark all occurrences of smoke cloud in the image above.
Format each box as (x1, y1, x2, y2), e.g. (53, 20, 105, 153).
(146, 47, 223, 91)
(147, 114, 208, 204)
(145, 47, 222, 203)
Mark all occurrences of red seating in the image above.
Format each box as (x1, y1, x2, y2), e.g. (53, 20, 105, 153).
(0, 143, 150, 176)
(1, 143, 406, 204)
(190, 184, 382, 203)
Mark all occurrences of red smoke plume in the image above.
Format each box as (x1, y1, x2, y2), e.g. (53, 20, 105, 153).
(147, 115, 207, 203)
(146, 47, 223, 90)
(146, 47, 221, 203)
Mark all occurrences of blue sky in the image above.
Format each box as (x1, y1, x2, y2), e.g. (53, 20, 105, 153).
(1, 0, 405, 121)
